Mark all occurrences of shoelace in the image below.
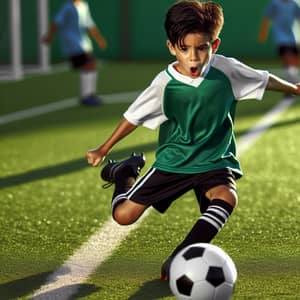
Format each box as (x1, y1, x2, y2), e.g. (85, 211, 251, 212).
(102, 182, 113, 189)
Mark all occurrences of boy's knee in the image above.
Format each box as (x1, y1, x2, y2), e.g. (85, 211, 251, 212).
(113, 208, 136, 225)
(225, 188, 238, 208)
(112, 200, 147, 225)
(205, 185, 238, 208)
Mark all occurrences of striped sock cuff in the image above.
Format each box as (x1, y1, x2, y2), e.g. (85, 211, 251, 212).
(200, 199, 233, 232)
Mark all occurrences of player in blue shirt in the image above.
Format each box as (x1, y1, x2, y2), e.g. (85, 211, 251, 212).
(43, 0, 107, 105)
(258, 0, 300, 88)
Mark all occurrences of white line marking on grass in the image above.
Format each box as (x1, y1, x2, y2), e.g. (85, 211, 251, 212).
(0, 98, 77, 125)
(237, 97, 295, 157)
(30, 212, 149, 300)
(0, 91, 141, 126)
(104, 90, 141, 104)
(30, 96, 295, 300)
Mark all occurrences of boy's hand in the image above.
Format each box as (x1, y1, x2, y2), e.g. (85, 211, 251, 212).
(42, 34, 51, 45)
(86, 147, 107, 167)
(97, 37, 107, 50)
(86, 119, 137, 167)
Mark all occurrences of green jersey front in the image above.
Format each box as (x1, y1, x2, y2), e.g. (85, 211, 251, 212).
(124, 54, 269, 176)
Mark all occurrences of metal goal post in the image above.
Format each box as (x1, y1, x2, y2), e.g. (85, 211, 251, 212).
(0, 0, 49, 81)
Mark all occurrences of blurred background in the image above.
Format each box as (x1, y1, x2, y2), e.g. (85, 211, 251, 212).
(0, 0, 276, 81)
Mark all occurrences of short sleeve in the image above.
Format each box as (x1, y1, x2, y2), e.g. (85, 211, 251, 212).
(212, 55, 269, 101)
(54, 4, 68, 27)
(123, 71, 171, 130)
(84, 2, 95, 28)
(264, 1, 275, 18)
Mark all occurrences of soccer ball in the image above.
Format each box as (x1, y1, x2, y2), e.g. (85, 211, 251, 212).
(169, 243, 237, 300)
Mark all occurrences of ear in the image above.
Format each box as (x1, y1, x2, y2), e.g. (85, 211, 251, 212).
(212, 38, 221, 53)
(167, 40, 176, 56)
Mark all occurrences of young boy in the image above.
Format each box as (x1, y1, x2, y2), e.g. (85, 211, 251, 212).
(43, 0, 107, 106)
(87, 0, 300, 279)
(258, 0, 300, 85)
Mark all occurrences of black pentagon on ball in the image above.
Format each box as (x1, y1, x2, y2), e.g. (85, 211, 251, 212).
(206, 266, 225, 287)
(182, 246, 205, 260)
(176, 275, 194, 296)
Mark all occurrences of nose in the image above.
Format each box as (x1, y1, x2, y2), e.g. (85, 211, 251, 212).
(190, 48, 199, 61)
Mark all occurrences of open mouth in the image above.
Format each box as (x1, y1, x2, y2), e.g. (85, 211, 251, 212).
(190, 66, 199, 77)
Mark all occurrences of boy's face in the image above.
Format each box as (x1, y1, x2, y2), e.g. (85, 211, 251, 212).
(167, 33, 220, 78)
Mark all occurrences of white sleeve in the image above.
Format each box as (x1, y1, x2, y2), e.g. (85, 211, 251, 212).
(83, 2, 95, 28)
(213, 55, 269, 101)
(123, 71, 170, 130)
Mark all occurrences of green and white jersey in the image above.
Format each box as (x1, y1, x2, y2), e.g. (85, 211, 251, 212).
(124, 54, 269, 176)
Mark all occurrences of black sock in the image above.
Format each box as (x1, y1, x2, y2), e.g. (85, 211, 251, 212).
(170, 199, 234, 257)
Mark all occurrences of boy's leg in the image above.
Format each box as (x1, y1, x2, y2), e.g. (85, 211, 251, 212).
(80, 60, 101, 106)
(161, 193, 235, 280)
(70, 52, 102, 105)
(279, 45, 299, 85)
(112, 198, 148, 225)
(172, 189, 235, 253)
(161, 171, 238, 280)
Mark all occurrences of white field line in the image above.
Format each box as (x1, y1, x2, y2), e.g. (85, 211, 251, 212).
(0, 91, 141, 126)
(30, 96, 295, 300)
(30, 212, 150, 300)
(237, 97, 295, 156)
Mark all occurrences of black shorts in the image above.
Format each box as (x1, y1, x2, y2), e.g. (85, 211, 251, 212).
(118, 167, 238, 213)
(69, 52, 95, 69)
(278, 45, 299, 57)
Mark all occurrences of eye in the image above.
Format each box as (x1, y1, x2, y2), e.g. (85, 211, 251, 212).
(198, 45, 210, 51)
(179, 46, 188, 52)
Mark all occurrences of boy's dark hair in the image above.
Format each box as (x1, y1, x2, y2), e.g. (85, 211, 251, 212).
(165, 0, 224, 46)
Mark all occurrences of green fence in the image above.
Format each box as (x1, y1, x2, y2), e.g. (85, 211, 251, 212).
(0, 0, 275, 64)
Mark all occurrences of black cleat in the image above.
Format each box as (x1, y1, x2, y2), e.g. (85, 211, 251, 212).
(100, 153, 146, 187)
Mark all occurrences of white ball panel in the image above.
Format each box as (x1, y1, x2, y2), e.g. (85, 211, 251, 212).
(190, 280, 215, 300)
(185, 258, 209, 281)
(223, 256, 237, 284)
(170, 254, 190, 279)
(202, 245, 227, 266)
(214, 282, 234, 300)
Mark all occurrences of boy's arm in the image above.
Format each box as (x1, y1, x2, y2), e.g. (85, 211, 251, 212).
(42, 23, 57, 45)
(88, 26, 107, 50)
(266, 74, 300, 95)
(258, 17, 270, 43)
(87, 118, 137, 167)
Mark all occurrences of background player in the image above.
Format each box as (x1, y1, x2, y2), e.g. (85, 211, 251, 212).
(43, 0, 107, 105)
(258, 0, 300, 91)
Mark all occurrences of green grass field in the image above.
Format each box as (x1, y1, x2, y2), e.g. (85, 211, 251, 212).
(0, 60, 300, 300)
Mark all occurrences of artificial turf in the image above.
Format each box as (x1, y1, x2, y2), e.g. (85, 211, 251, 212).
(0, 61, 299, 299)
